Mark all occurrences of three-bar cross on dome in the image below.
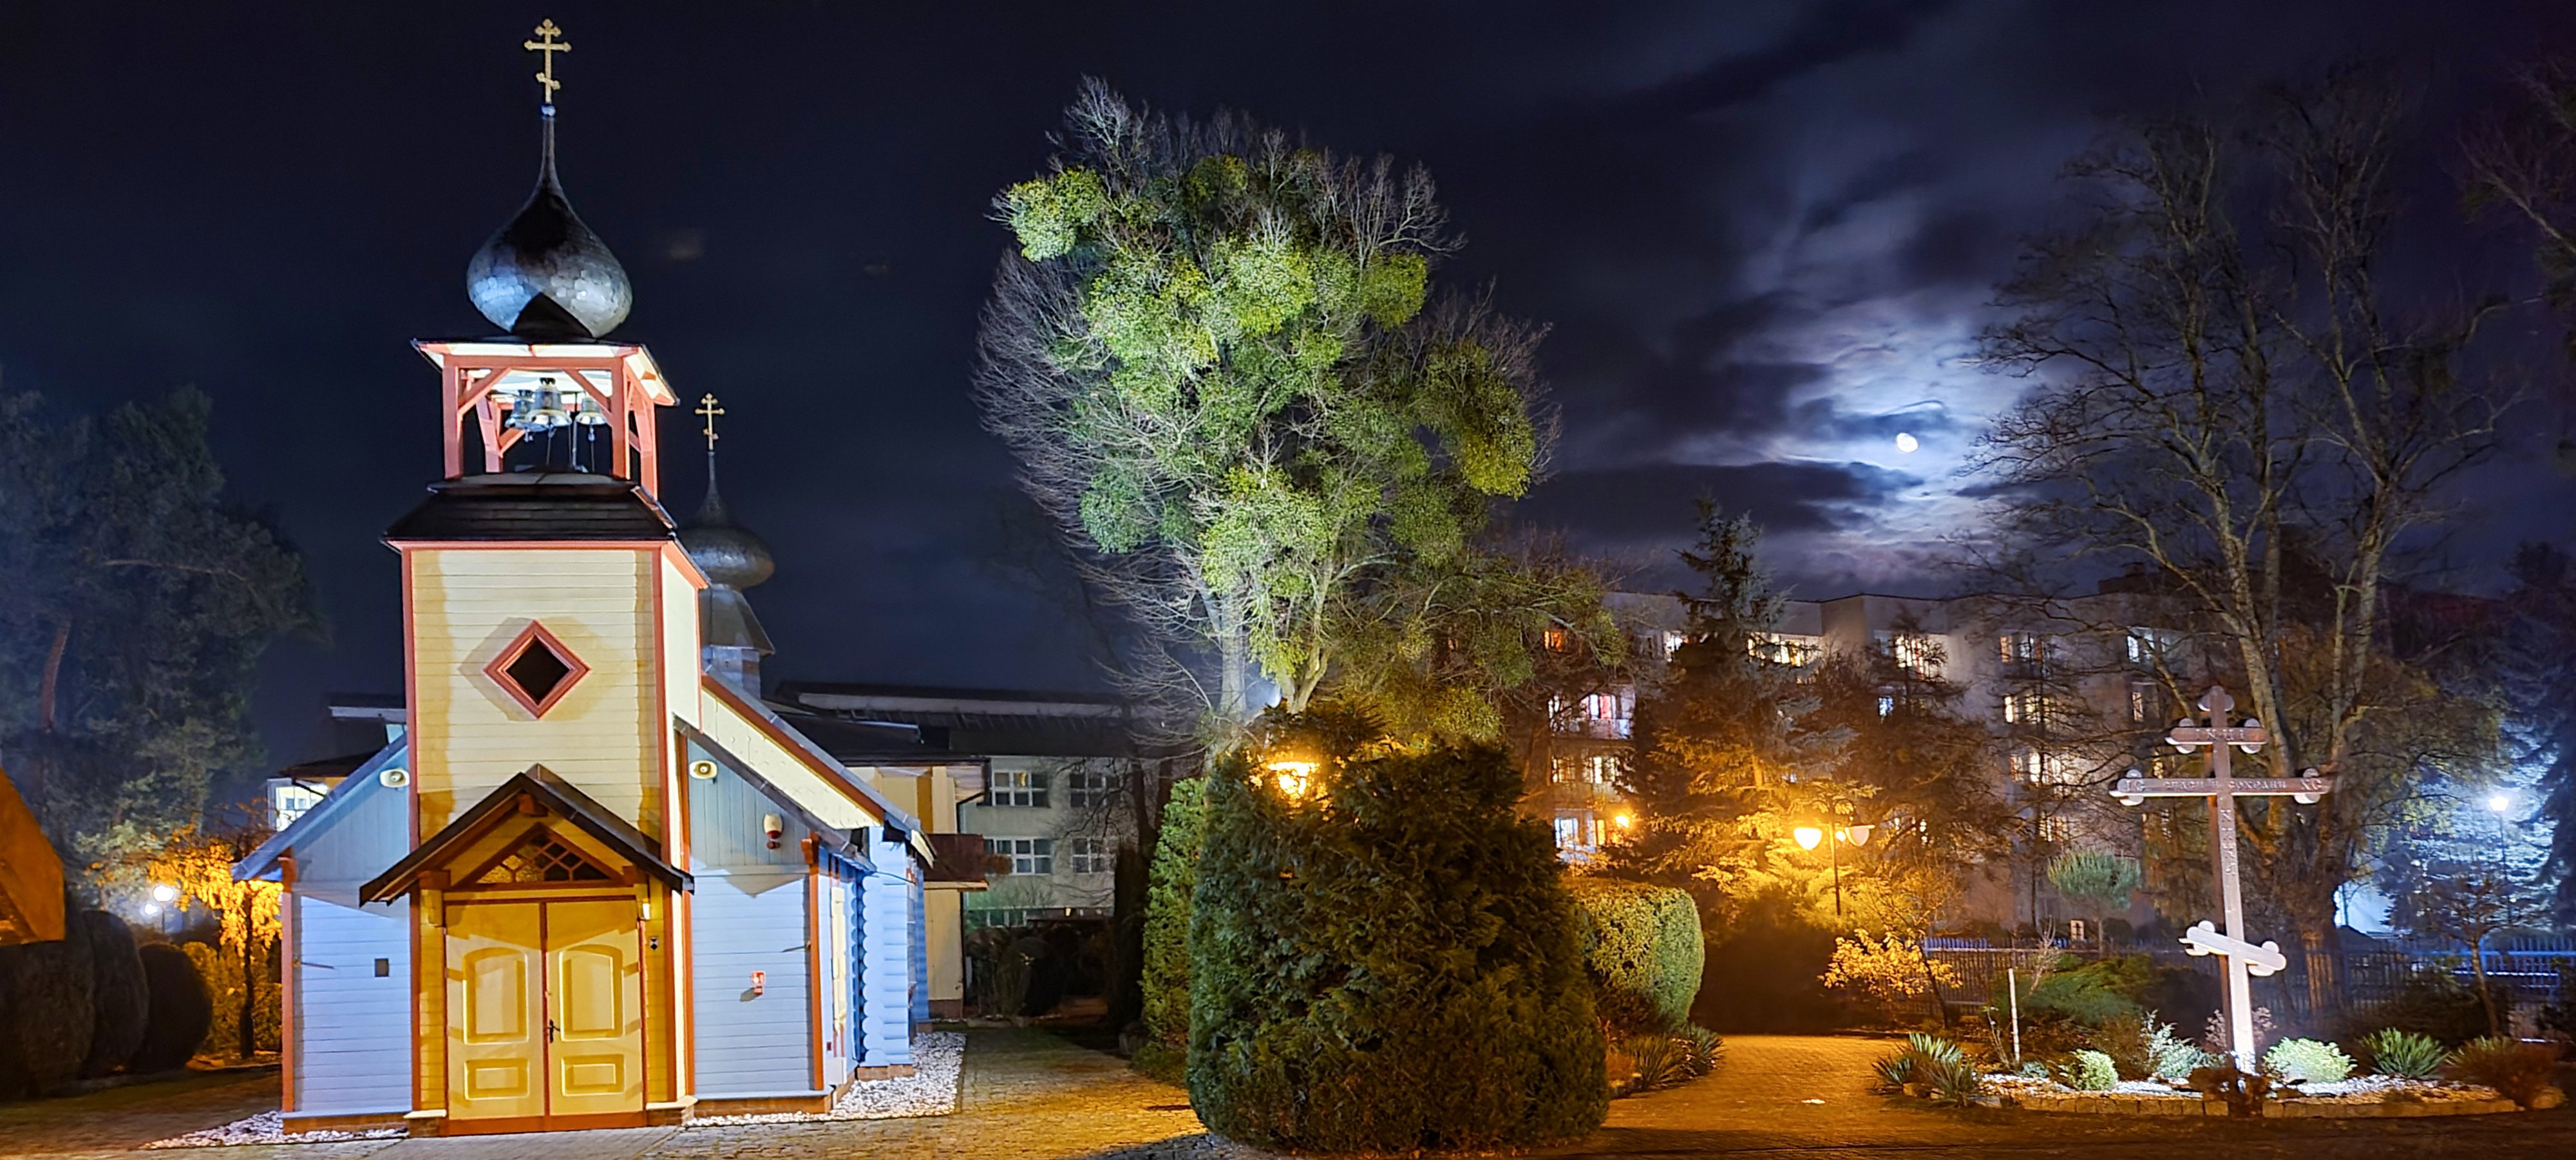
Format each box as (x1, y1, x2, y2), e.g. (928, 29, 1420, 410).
(464, 19, 632, 341)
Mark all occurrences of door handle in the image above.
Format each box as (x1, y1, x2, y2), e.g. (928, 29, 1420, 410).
(547, 1018, 558, 1043)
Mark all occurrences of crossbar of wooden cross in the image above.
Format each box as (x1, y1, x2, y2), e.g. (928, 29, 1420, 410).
(2107, 685, 2335, 1072)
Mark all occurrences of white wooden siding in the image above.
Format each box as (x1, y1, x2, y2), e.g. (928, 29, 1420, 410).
(292, 896, 411, 1114)
(689, 869, 815, 1098)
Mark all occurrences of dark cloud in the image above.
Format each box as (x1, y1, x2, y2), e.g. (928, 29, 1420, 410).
(1519, 460, 1918, 539)
(2, 0, 2570, 769)
(1616, 0, 1965, 119)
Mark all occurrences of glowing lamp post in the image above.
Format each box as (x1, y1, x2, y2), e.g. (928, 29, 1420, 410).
(1794, 822, 1873, 915)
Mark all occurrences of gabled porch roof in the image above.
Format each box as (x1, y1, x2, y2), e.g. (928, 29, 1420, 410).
(361, 764, 688, 903)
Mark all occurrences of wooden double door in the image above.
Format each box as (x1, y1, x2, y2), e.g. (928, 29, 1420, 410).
(445, 899, 645, 1132)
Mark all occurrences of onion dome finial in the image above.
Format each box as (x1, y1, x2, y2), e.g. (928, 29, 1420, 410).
(463, 21, 631, 341)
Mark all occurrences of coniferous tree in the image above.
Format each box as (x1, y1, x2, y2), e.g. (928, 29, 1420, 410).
(0, 390, 319, 865)
(1609, 501, 1832, 920)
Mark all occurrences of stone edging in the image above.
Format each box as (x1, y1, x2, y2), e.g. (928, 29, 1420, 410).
(1985, 1090, 2525, 1118)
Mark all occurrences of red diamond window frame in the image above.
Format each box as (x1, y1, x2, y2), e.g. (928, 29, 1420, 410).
(484, 621, 589, 718)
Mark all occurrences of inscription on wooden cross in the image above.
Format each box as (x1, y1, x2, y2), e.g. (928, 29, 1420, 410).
(2109, 686, 2336, 1072)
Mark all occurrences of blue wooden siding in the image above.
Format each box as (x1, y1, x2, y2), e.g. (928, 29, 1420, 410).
(860, 828, 913, 1066)
(687, 739, 822, 1097)
(292, 894, 411, 1114)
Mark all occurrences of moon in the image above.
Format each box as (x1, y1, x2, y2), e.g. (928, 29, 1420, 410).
(1894, 432, 1919, 453)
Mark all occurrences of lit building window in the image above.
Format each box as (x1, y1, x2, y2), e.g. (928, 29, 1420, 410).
(1752, 633, 1822, 666)
(990, 769, 1050, 809)
(270, 782, 327, 829)
(1553, 810, 1604, 850)
(2037, 815, 2078, 843)
(985, 837, 1054, 875)
(2129, 683, 2154, 724)
(1066, 836, 1110, 874)
(2014, 748, 2080, 785)
(1544, 627, 1571, 651)
(1877, 695, 1895, 718)
(1584, 753, 1620, 784)
(1066, 767, 1115, 809)
(1891, 634, 1938, 677)
(1663, 630, 1688, 658)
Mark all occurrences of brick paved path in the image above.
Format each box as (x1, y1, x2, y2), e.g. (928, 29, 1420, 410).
(5, 1031, 2574, 1159)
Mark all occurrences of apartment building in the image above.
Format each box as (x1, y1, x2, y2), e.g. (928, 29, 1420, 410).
(1533, 585, 2199, 928)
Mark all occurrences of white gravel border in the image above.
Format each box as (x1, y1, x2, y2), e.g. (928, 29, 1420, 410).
(140, 1033, 965, 1147)
(142, 1111, 406, 1150)
(690, 1031, 965, 1125)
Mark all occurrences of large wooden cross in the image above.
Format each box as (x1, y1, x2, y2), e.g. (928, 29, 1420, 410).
(2109, 686, 2335, 1072)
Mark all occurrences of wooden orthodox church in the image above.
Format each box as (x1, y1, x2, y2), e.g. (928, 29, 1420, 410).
(233, 23, 929, 1134)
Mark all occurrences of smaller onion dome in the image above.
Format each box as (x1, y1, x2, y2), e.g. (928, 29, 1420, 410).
(678, 455, 775, 590)
(466, 108, 633, 341)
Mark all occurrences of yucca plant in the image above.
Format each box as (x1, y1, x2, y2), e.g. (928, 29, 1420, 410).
(1905, 1033, 1966, 1067)
(2359, 1028, 2449, 1080)
(1873, 1046, 1918, 1090)
(1622, 1033, 1692, 1093)
(1920, 1054, 1985, 1105)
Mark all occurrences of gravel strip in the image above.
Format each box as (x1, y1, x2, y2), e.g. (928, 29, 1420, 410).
(690, 1031, 965, 1125)
(140, 1111, 406, 1150)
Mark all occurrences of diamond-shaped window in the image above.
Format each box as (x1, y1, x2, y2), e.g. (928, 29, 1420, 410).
(476, 828, 614, 885)
(485, 622, 589, 717)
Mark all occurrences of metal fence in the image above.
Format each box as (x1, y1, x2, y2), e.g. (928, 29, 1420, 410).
(1924, 933, 2573, 1028)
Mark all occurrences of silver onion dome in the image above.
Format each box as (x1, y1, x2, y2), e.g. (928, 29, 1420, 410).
(678, 456, 775, 590)
(466, 107, 632, 341)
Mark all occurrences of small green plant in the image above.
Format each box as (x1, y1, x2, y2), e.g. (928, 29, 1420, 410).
(1872, 1045, 1918, 1090)
(2445, 1036, 2564, 1108)
(1904, 1031, 1966, 1067)
(1920, 1054, 1984, 1105)
(1620, 1033, 1692, 1093)
(2146, 1019, 2202, 1081)
(1673, 1025, 1723, 1077)
(2050, 1049, 2119, 1091)
(2261, 1038, 2354, 1083)
(2359, 1028, 2450, 1080)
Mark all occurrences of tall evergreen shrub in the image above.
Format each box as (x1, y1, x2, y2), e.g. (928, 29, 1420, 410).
(1568, 878, 1704, 1033)
(1188, 745, 1607, 1150)
(1135, 776, 1207, 1080)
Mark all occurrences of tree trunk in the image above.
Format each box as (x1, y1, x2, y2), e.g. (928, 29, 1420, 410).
(37, 618, 69, 733)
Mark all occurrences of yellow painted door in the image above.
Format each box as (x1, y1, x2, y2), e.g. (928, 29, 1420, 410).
(446, 903, 545, 1123)
(544, 899, 645, 1118)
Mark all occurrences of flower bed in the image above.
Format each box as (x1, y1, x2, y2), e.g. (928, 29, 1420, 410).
(1973, 1071, 2531, 1118)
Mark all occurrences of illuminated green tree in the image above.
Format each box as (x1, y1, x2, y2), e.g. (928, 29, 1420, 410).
(977, 81, 1559, 731)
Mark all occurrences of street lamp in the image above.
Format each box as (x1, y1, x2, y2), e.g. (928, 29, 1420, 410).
(1795, 821, 1873, 915)
(151, 883, 179, 904)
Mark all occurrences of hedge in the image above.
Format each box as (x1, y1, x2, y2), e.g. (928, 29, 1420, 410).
(1567, 878, 1703, 1033)
(1135, 776, 1207, 1080)
(77, 910, 148, 1078)
(1187, 744, 1607, 1151)
(131, 942, 211, 1073)
(0, 910, 96, 1098)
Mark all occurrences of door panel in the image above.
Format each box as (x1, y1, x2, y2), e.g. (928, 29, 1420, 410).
(544, 899, 645, 1116)
(445, 904, 544, 1121)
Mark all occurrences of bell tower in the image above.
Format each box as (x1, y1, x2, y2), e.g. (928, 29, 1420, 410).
(384, 19, 705, 846)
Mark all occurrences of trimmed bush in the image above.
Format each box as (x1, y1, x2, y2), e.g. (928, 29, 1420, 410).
(1567, 877, 1703, 1033)
(2261, 1037, 2353, 1083)
(1187, 744, 1606, 1150)
(0, 914, 97, 1099)
(2359, 1027, 2449, 1080)
(1135, 776, 1207, 1081)
(75, 910, 148, 1078)
(2445, 1036, 2562, 1108)
(131, 942, 211, 1073)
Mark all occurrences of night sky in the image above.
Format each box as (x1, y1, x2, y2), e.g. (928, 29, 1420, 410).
(2, 2, 2572, 769)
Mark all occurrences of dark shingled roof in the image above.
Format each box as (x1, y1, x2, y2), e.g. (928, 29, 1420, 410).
(384, 472, 676, 542)
(363, 763, 688, 903)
